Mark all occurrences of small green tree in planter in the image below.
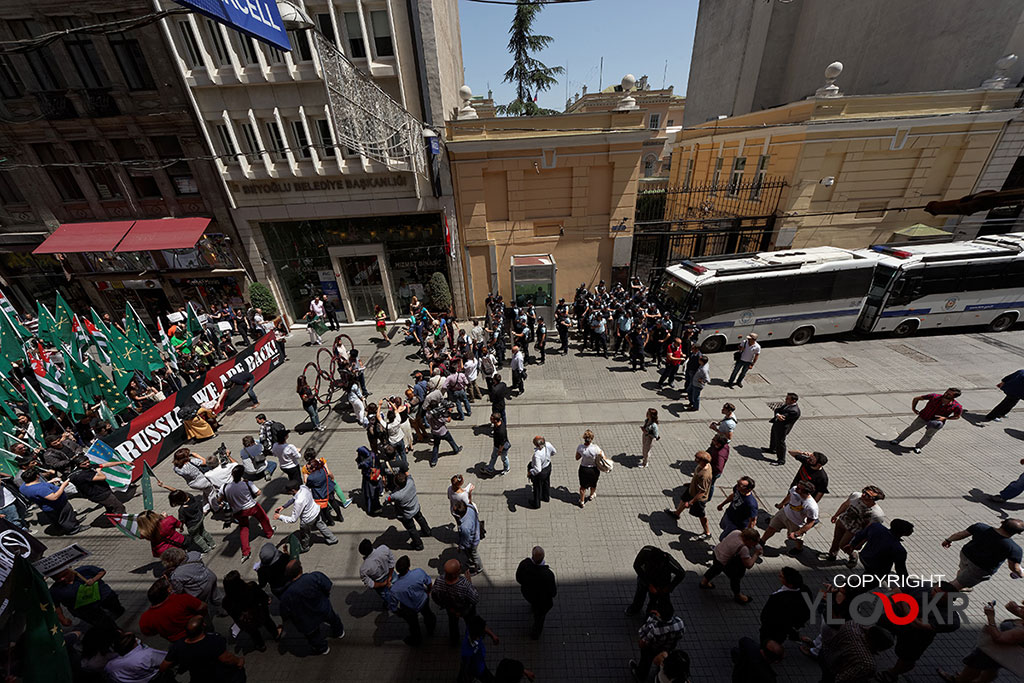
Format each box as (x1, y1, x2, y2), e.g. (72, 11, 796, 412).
(248, 281, 279, 318)
(426, 272, 452, 313)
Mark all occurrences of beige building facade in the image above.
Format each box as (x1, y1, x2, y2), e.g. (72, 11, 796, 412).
(665, 86, 1024, 250)
(446, 109, 649, 317)
(156, 0, 466, 322)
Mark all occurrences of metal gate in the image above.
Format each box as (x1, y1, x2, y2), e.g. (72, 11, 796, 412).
(631, 177, 786, 286)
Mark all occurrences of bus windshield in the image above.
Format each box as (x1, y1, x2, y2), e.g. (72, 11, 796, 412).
(659, 278, 694, 316)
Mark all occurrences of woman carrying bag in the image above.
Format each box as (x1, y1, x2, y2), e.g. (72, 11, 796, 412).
(640, 408, 661, 469)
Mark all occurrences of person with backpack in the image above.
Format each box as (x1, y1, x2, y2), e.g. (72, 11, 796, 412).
(296, 376, 323, 431)
(256, 413, 286, 453)
(221, 465, 274, 563)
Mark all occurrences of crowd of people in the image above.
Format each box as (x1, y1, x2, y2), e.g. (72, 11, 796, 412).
(7, 279, 1024, 683)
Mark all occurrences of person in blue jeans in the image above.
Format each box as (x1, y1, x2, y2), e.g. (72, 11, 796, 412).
(687, 356, 710, 411)
(428, 410, 462, 468)
(487, 413, 510, 475)
(728, 333, 761, 388)
(279, 559, 345, 655)
(991, 458, 1024, 503)
(984, 368, 1024, 422)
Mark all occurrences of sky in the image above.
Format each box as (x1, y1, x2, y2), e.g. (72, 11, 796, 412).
(458, 0, 700, 112)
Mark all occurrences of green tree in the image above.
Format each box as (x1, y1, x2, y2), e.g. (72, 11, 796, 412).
(426, 272, 452, 312)
(497, 0, 564, 116)
(248, 281, 279, 318)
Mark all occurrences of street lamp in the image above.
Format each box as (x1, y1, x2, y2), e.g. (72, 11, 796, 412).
(278, 1, 314, 30)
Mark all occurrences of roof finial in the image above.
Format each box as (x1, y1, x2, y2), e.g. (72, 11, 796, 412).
(814, 62, 843, 98)
(615, 74, 638, 111)
(457, 85, 478, 120)
(982, 54, 1018, 89)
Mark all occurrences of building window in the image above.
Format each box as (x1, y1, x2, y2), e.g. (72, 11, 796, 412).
(265, 45, 284, 65)
(316, 13, 338, 48)
(683, 158, 693, 188)
(710, 157, 723, 195)
(727, 157, 746, 196)
(71, 141, 124, 200)
(666, 119, 674, 127)
(0, 172, 25, 204)
(344, 13, 366, 58)
(291, 120, 312, 158)
(240, 123, 261, 160)
(239, 36, 260, 65)
(107, 30, 156, 90)
(289, 30, 313, 62)
(9, 21, 62, 90)
(215, 123, 238, 162)
(205, 20, 233, 66)
(60, 19, 109, 89)
(152, 136, 198, 196)
(177, 21, 203, 68)
(642, 155, 656, 178)
(315, 119, 336, 157)
(370, 10, 394, 57)
(750, 155, 769, 200)
(32, 144, 85, 202)
(0, 56, 22, 98)
(110, 139, 161, 199)
(264, 121, 286, 160)
(648, 113, 661, 130)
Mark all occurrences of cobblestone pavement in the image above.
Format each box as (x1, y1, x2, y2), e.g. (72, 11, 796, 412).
(53, 324, 1024, 682)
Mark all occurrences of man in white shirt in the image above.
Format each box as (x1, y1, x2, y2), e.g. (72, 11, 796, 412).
(710, 403, 738, 442)
(274, 481, 337, 551)
(528, 436, 555, 509)
(358, 539, 396, 606)
(271, 432, 303, 487)
(309, 296, 325, 319)
(759, 481, 819, 556)
(728, 333, 761, 388)
(463, 355, 481, 400)
(470, 321, 486, 351)
(511, 346, 526, 395)
(104, 632, 166, 683)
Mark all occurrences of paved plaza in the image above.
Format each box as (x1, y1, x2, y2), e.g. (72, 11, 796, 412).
(60, 324, 1024, 681)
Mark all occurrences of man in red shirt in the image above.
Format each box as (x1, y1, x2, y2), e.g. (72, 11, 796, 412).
(657, 337, 685, 389)
(891, 387, 963, 454)
(139, 579, 206, 642)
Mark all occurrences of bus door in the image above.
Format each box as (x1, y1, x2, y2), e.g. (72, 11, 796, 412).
(856, 264, 897, 332)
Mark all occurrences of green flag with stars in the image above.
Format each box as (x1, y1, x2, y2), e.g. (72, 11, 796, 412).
(24, 381, 54, 425)
(11, 555, 74, 682)
(0, 307, 25, 376)
(88, 357, 130, 415)
(36, 302, 57, 347)
(107, 326, 148, 377)
(186, 303, 204, 338)
(65, 353, 100, 405)
(53, 292, 74, 346)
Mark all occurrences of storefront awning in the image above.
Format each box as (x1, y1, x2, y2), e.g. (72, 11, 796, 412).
(33, 221, 135, 254)
(114, 217, 211, 253)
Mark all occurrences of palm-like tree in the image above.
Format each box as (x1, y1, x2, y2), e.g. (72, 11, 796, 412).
(497, 0, 564, 116)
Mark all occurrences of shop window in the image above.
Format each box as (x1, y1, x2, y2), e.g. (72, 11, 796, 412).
(370, 11, 394, 57)
(344, 12, 366, 58)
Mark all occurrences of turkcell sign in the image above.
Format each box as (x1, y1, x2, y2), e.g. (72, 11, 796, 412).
(174, 0, 292, 52)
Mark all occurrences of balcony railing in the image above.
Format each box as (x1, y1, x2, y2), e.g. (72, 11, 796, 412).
(81, 88, 120, 117)
(34, 91, 78, 120)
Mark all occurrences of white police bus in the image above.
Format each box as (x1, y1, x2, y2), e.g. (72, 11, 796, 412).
(855, 233, 1024, 336)
(659, 247, 877, 353)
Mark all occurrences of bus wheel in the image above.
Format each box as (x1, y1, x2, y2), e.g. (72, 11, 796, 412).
(892, 320, 918, 337)
(989, 313, 1018, 333)
(789, 327, 814, 346)
(701, 336, 725, 354)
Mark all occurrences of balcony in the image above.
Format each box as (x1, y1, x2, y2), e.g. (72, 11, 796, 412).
(81, 88, 120, 118)
(33, 91, 78, 120)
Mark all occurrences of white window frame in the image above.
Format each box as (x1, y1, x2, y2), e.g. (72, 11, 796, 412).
(291, 119, 312, 159)
(343, 12, 367, 59)
(727, 157, 746, 197)
(710, 157, 723, 195)
(205, 19, 232, 66)
(315, 118, 336, 157)
(240, 123, 260, 160)
(369, 10, 394, 58)
(264, 121, 286, 161)
(648, 113, 661, 130)
(215, 123, 238, 163)
(750, 155, 769, 200)
(176, 20, 203, 68)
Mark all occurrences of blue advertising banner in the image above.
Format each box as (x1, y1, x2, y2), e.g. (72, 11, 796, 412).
(174, 0, 292, 52)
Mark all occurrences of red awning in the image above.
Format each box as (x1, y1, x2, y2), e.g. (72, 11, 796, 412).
(32, 221, 135, 254)
(114, 218, 211, 253)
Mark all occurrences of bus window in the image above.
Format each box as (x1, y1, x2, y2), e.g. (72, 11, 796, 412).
(695, 282, 717, 316)
(1006, 260, 1024, 289)
(790, 272, 837, 304)
(832, 268, 874, 300)
(865, 265, 897, 301)
(660, 279, 692, 315)
(918, 265, 965, 296)
(747, 275, 804, 308)
(963, 261, 1009, 291)
(887, 272, 922, 306)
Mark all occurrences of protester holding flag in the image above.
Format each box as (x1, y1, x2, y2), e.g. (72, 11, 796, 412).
(68, 454, 128, 515)
(18, 467, 84, 535)
(50, 564, 125, 629)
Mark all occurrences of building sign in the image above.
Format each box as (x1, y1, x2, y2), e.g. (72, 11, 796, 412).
(230, 175, 409, 196)
(102, 332, 283, 475)
(173, 0, 291, 52)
